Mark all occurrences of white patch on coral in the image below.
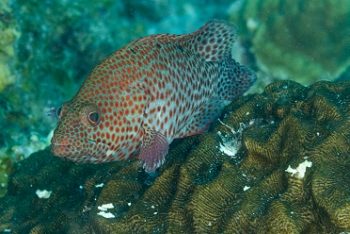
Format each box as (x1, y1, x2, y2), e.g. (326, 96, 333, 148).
(98, 203, 114, 211)
(243, 186, 250, 191)
(35, 189, 52, 199)
(97, 211, 115, 218)
(217, 119, 255, 157)
(219, 142, 237, 156)
(285, 159, 312, 179)
(97, 203, 115, 218)
(95, 183, 104, 188)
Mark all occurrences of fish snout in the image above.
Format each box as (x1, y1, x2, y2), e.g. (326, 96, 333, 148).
(51, 136, 71, 146)
(50, 135, 74, 157)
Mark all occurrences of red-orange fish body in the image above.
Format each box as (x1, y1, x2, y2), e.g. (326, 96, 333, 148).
(51, 20, 256, 172)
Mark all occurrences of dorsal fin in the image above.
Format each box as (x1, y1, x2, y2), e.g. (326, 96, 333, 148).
(179, 20, 238, 62)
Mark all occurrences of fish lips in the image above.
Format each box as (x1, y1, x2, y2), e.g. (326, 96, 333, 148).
(50, 143, 96, 163)
(50, 143, 73, 156)
(50, 136, 86, 158)
(50, 137, 111, 163)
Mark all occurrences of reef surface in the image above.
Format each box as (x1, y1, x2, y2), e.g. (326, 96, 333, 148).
(1, 80, 350, 233)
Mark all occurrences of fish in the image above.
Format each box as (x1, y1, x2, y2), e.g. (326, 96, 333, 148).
(50, 20, 256, 172)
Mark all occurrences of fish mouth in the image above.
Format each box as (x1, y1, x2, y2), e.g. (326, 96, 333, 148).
(50, 136, 112, 163)
(50, 136, 77, 157)
(50, 143, 73, 156)
(51, 136, 71, 146)
(51, 142, 71, 147)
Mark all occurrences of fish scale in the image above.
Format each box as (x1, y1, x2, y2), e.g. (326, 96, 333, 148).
(51, 20, 256, 172)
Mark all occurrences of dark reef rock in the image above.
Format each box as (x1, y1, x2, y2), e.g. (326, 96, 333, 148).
(1, 80, 350, 233)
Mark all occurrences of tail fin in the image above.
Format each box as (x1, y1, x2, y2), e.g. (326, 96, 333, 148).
(179, 20, 238, 62)
(218, 54, 257, 101)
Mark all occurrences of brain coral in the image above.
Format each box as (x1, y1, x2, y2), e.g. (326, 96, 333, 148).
(1, 80, 350, 233)
(231, 0, 350, 85)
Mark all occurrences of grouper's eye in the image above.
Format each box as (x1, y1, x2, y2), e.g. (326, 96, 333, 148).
(88, 111, 99, 125)
(56, 106, 62, 117)
(81, 104, 101, 127)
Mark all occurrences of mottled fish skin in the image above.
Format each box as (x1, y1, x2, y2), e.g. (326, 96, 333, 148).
(50, 20, 256, 172)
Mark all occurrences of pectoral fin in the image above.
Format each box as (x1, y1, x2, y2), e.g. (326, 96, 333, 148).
(139, 128, 169, 172)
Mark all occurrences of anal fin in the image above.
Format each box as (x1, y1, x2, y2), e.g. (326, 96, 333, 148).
(139, 128, 169, 173)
